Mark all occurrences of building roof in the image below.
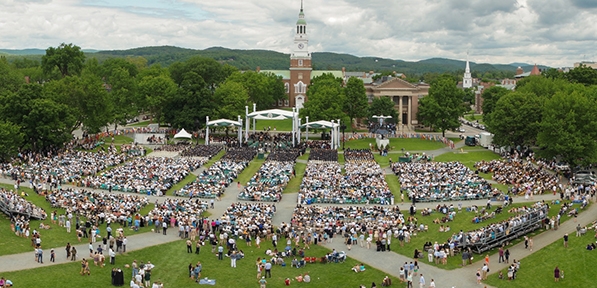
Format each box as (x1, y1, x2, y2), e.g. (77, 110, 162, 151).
(260, 70, 291, 79)
(372, 77, 418, 90)
(514, 71, 531, 78)
(530, 64, 541, 76)
(311, 70, 344, 79)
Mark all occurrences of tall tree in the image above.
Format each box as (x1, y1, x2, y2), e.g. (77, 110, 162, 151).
(0, 57, 24, 96)
(368, 97, 398, 123)
(41, 43, 86, 77)
(481, 86, 510, 120)
(566, 64, 597, 86)
(537, 91, 597, 168)
(484, 92, 542, 147)
(214, 81, 249, 120)
(109, 67, 139, 128)
(43, 71, 113, 133)
(226, 71, 285, 110)
(299, 73, 348, 125)
(416, 75, 466, 136)
(138, 73, 177, 123)
(343, 77, 369, 130)
(0, 121, 23, 161)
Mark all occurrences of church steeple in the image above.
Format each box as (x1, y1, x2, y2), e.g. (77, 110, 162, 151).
(463, 53, 472, 88)
(292, 0, 309, 57)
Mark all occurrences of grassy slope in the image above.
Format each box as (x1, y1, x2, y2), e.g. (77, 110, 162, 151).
(1, 237, 399, 288)
(283, 162, 306, 194)
(485, 232, 596, 288)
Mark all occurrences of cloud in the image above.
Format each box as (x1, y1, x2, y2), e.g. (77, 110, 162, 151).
(0, 0, 593, 67)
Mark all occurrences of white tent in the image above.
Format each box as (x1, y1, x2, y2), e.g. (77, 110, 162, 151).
(246, 108, 299, 147)
(246, 109, 295, 120)
(173, 128, 193, 139)
(205, 117, 243, 146)
(300, 119, 342, 149)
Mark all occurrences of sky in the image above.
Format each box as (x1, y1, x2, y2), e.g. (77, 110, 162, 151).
(1, 0, 596, 67)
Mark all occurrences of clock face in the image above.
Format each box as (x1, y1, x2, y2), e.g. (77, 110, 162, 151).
(298, 43, 304, 49)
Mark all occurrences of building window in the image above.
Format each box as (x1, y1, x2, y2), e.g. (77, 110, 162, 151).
(294, 81, 306, 94)
(298, 60, 303, 67)
(284, 83, 289, 93)
(284, 100, 289, 107)
(278, 100, 283, 106)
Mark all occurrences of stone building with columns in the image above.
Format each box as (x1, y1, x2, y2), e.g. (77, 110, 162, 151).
(365, 77, 429, 128)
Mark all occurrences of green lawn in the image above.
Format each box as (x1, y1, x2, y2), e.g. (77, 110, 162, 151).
(392, 201, 576, 270)
(433, 151, 502, 170)
(1, 236, 399, 288)
(373, 154, 391, 168)
(204, 150, 226, 169)
(284, 162, 306, 194)
(237, 158, 265, 185)
(385, 174, 401, 199)
(465, 114, 485, 124)
(0, 184, 155, 256)
(485, 232, 596, 287)
(167, 174, 197, 195)
(254, 119, 294, 132)
(344, 138, 447, 151)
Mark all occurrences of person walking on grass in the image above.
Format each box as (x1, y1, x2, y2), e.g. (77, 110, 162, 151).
(563, 234, 569, 248)
(554, 266, 560, 282)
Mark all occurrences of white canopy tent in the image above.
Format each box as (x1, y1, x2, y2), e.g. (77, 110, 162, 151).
(300, 119, 341, 149)
(173, 128, 193, 140)
(205, 116, 242, 146)
(246, 108, 299, 147)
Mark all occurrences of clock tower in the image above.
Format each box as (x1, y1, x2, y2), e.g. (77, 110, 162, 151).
(289, 0, 311, 109)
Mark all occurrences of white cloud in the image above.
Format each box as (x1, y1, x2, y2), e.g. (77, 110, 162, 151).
(0, 0, 593, 67)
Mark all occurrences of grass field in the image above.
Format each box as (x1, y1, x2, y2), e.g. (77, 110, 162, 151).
(237, 158, 265, 185)
(464, 114, 485, 124)
(283, 162, 306, 194)
(385, 174, 401, 199)
(0, 184, 155, 256)
(391, 201, 578, 270)
(204, 150, 226, 169)
(254, 119, 294, 132)
(167, 174, 197, 195)
(485, 232, 597, 287)
(344, 138, 447, 151)
(433, 150, 502, 170)
(0, 236, 399, 288)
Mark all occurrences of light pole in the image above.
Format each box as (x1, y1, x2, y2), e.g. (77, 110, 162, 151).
(340, 124, 347, 150)
(252, 103, 256, 134)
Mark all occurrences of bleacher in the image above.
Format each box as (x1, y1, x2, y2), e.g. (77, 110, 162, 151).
(462, 205, 548, 254)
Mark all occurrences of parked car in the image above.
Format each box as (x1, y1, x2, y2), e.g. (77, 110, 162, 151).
(555, 162, 570, 171)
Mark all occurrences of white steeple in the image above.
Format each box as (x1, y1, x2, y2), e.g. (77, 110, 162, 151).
(292, 0, 309, 58)
(463, 53, 472, 88)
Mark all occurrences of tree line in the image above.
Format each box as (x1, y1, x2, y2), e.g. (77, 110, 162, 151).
(481, 65, 597, 168)
(0, 43, 287, 159)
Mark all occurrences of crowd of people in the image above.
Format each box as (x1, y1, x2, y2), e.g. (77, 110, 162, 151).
(392, 161, 498, 202)
(299, 149, 392, 204)
(342, 149, 392, 204)
(1, 145, 144, 187)
(475, 159, 558, 195)
(238, 149, 301, 202)
(176, 148, 257, 198)
(0, 188, 46, 220)
(84, 157, 206, 196)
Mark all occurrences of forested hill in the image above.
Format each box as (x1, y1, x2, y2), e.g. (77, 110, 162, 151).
(3, 45, 547, 76)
